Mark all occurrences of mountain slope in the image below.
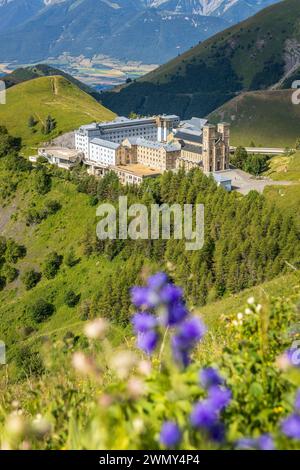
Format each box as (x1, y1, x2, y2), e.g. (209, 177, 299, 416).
(0, 0, 280, 64)
(208, 89, 300, 147)
(0, 76, 115, 148)
(1, 64, 101, 100)
(101, 0, 297, 118)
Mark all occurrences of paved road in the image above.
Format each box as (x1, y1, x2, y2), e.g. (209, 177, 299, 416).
(230, 147, 289, 155)
(216, 169, 293, 195)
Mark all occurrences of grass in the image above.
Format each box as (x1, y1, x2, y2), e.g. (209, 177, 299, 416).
(262, 151, 300, 228)
(0, 75, 115, 151)
(209, 90, 300, 148)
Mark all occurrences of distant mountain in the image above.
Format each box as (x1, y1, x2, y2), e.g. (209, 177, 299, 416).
(100, 0, 298, 118)
(0, 0, 280, 64)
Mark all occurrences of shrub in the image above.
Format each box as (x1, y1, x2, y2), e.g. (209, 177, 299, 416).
(22, 269, 41, 290)
(5, 154, 32, 172)
(28, 298, 55, 323)
(0, 236, 6, 257)
(34, 169, 52, 195)
(2, 264, 18, 283)
(45, 199, 61, 214)
(64, 247, 78, 268)
(43, 252, 63, 279)
(64, 290, 81, 308)
(0, 276, 5, 291)
(5, 239, 26, 263)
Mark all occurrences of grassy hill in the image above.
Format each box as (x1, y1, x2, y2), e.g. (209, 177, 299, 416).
(263, 150, 300, 228)
(208, 89, 300, 147)
(101, 0, 300, 119)
(0, 75, 115, 150)
(2, 64, 102, 101)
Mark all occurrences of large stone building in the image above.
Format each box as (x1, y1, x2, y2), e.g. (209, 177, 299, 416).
(75, 115, 180, 160)
(72, 114, 231, 184)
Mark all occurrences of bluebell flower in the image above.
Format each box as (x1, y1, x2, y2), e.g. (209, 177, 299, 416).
(208, 386, 232, 411)
(159, 422, 182, 448)
(137, 330, 159, 355)
(281, 414, 300, 440)
(132, 312, 157, 334)
(200, 367, 224, 390)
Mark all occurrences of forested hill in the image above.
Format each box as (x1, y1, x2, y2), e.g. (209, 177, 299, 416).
(1, 128, 299, 365)
(101, 0, 300, 118)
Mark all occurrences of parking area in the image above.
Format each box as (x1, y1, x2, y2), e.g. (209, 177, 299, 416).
(215, 169, 293, 195)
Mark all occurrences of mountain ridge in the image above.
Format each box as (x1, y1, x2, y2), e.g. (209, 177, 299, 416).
(100, 0, 299, 118)
(0, 0, 280, 64)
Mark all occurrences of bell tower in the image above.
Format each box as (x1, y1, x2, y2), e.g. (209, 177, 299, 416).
(202, 124, 216, 173)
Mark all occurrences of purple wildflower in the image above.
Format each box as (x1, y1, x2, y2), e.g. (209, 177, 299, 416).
(132, 312, 157, 334)
(137, 330, 159, 355)
(190, 400, 218, 429)
(209, 422, 225, 443)
(159, 422, 182, 448)
(148, 272, 168, 290)
(208, 386, 232, 411)
(162, 301, 189, 327)
(160, 284, 183, 304)
(237, 434, 275, 450)
(173, 317, 206, 350)
(282, 414, 300, 440)
(172, 346, 191, 368)
(200, 367, 224, 390)
(258, 434, 275, 450)
(131, 286, 150, 308)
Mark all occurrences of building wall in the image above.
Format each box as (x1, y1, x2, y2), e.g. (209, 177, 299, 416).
(89, 142, 118, 167)
(136, 146, 180, 171)
(202, 123, 230, 173)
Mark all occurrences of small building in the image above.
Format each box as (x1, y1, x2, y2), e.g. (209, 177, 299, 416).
(111, 164, 161, 185)
(212, 172, 232, 192)
(38, 147, 83, 170)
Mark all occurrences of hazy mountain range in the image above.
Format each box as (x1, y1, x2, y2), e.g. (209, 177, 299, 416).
(0, 0, 280, 64)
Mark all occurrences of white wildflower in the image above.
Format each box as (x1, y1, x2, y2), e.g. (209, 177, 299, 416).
(84, 318, 108, 340)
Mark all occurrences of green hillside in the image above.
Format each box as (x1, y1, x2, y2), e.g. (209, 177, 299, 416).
(2, 64, 101, 101)
(101, 0, 300, 119)
(208, 89, 300, 147)
(0, 75, 115, 149)
(263, 150, 300, 228)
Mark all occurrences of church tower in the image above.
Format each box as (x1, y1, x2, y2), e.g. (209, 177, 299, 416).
(202, 124, 216, 173)
(217, 123, 230, 170)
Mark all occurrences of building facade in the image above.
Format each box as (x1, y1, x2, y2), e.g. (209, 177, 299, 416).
(89, 138, 120, 167)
